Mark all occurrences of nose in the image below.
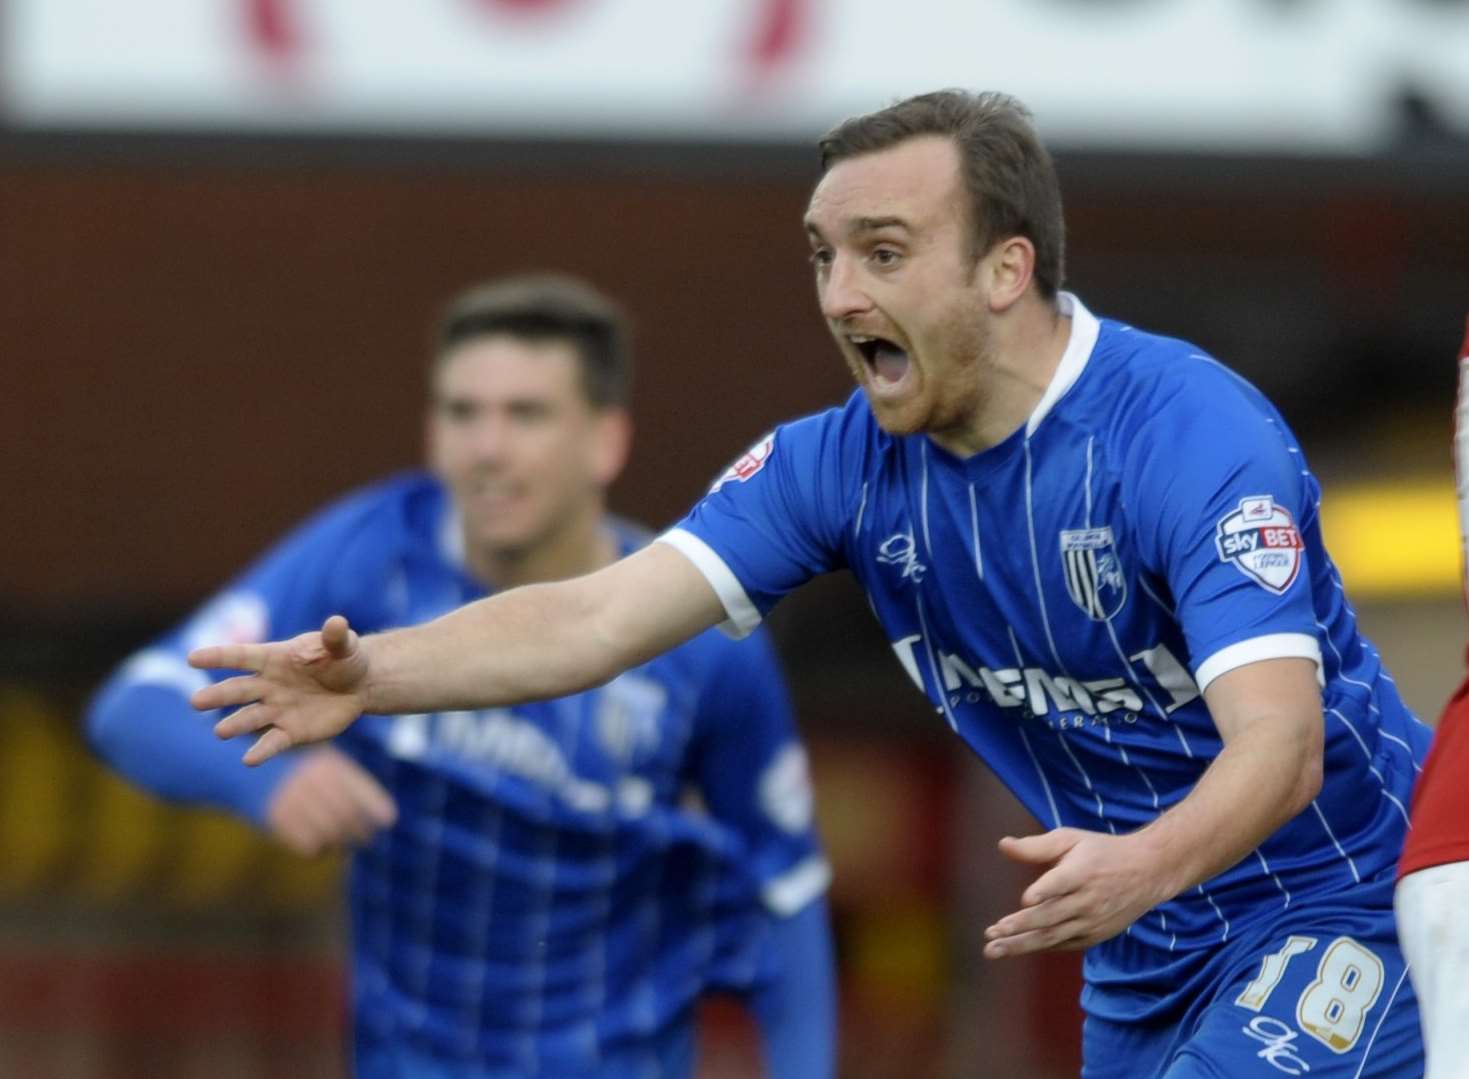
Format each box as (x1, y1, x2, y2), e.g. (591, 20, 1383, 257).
(817, 254, 873, 323)
(466, 411, 513, 465)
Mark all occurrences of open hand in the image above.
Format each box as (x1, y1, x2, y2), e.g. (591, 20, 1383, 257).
(189, 614, 371, 766)
(983, 827, 1173, 958)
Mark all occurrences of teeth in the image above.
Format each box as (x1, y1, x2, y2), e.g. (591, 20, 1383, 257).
(849, 335, 875, 344)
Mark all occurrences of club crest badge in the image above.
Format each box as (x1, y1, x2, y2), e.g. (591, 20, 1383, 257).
(1215, 495, 1304, 594)
(1059, 527, 1127, 620)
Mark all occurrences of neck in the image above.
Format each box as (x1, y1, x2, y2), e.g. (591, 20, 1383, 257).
(930, 294, 1072, 457)
(461, 499, 619, 591)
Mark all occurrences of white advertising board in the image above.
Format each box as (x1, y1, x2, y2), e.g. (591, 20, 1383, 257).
(4, 0, 1468, 151)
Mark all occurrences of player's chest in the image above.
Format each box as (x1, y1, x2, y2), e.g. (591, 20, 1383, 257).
(852, 449, 1158, 667)
(395, 670, 692, 778)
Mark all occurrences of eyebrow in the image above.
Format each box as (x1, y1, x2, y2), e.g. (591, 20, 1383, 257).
(852, 215, 910, 234)
(804, 214, 912, 241)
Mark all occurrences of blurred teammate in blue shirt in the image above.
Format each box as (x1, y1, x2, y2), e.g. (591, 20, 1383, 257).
(88, 274, 835, 1078)
(190, 93, 1429, 1076)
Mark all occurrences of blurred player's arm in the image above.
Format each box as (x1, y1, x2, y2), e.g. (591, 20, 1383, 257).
(88, 671, 392, 856)
(87, 497, 398, 853)
(195, 541, 727, 764)
(689, 629, 836, 1079)
(87, 654, 304, 826)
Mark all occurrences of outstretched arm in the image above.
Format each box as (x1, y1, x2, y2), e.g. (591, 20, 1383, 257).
(192, 542, 727, 764)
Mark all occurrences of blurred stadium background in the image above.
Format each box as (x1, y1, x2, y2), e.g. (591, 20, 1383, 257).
(1, 1, 1467, 1075)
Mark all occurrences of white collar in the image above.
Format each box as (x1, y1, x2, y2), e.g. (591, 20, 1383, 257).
(1025, 291, 1099, 436)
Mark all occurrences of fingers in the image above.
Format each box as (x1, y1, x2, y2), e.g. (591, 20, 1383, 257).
(193, 675, 266, 714)
(1021, 861, 1084, 909)
(336, 759, 397, 829)
(320, 615, 357, 658)
(243, 726, 295, 766)
(187, 643, 266, 673)
(213, 700, 275, 740)
(983, 914, 1091, 958)
(996, 828, 1084, 867)
(265, 749, 397, 856)
(986, 888, 1083, 943)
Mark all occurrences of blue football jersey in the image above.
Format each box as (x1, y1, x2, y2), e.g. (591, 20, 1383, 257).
(96, 473, 829, 1074)
(664, 294, 1430, 1006)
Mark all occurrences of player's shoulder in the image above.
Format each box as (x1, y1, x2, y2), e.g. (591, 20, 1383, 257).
(764, 389, 895, 484)
(769, 389, 883, 449)
(1078, 317, 1277, 446)
(281, 470, 442, 567)
(1099, 319, 1263, 405)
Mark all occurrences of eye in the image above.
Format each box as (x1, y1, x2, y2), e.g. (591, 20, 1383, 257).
(808, 247, 833, 271)
(439, 399, 477, 423)
(507, 401, 553, 424)
(870, 247, 902, 269)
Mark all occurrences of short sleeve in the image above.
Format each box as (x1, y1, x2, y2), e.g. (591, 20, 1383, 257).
(659, 403, 866, 638)
(1124, 363, 1323, 692)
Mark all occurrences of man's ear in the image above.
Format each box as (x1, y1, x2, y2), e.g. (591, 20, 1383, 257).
(984, 235, 1036, 313)
(591, 406, 633, 488)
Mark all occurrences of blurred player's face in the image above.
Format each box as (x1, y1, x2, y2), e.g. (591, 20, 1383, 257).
(428, 335, 628, 564)
(805, 135, 993, 440)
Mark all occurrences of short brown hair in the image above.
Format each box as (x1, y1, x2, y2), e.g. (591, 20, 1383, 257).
(435, 274, 632, 407)
(818, 89, 1065, 299)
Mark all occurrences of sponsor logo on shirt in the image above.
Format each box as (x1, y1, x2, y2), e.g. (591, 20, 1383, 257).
(876, 530, 927, 583)
(888, 637, 1200, 723)
(1215, 496, 1305, 594)
(1059, 526, 1127, 620)
(384, 709, 651, 816)
(709, 430, 775, 493)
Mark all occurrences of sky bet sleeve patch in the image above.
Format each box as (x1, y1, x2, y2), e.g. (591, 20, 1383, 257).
(1214, 495, 1305, 594)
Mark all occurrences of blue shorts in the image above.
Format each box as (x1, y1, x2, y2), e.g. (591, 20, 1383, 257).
(1082, 879, 1423, 1078)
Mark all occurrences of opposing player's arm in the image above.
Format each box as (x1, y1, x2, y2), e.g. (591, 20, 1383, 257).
(193, 542, 727, 764)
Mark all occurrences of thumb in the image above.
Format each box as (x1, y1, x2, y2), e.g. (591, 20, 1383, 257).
(997, 828, 1083, 867)
(321, 614, 357, 658)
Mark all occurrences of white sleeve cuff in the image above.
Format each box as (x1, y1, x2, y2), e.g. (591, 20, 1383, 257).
(762, 854, 833, 916)
(655, 529, 763, 640)
(1193, 632, 1324, 694)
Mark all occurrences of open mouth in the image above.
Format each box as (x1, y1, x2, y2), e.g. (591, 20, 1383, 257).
(850, 334, 911, 386)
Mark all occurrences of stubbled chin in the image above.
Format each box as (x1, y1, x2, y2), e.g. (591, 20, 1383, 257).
(862, 388, 925, 435)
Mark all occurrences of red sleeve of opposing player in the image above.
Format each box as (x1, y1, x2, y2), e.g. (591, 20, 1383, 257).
(1402, 316, 1469, 880)
(1401, 670, 1469, 878)
(1453, 314, 1469, 610)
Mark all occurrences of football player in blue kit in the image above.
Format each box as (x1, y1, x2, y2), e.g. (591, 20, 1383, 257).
(189, 93, 1429, 1076)
(87, 274, 836, 1078)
